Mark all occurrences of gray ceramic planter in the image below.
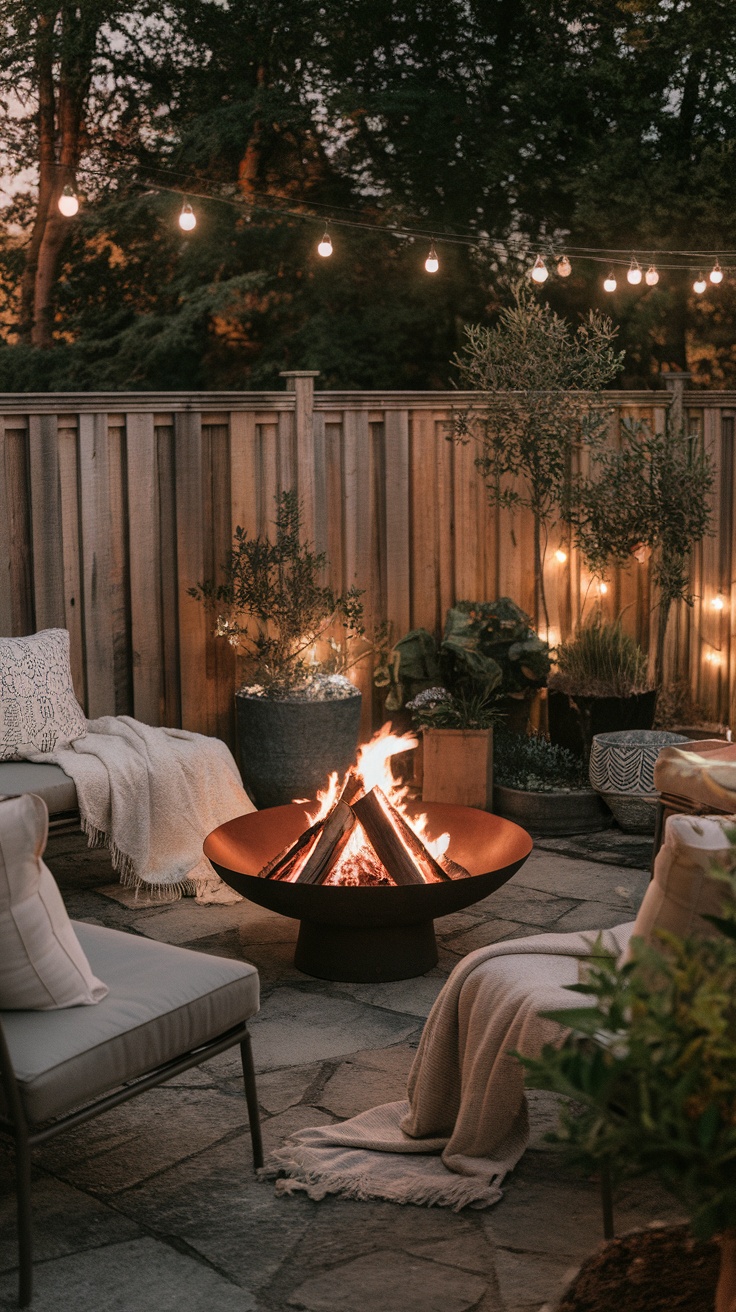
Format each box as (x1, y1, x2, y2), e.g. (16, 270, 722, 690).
(235, 687, 362, 809)
(588, 729, 689, 833)
(493, 784, 611, 836)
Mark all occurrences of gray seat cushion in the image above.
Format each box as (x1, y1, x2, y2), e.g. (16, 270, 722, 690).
(0, 763, 78, 815)
(1, 922, 259, 1124)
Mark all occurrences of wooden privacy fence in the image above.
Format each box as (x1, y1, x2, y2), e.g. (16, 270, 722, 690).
(1, 372, 735, 747)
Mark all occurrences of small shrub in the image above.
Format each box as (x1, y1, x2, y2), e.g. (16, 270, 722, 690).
(407, 687, 504, 731)
(550, 615, 651, 698)
(494, 729, 588, 792)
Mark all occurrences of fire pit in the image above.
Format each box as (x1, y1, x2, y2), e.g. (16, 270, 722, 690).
(205, 800, 532, 981)
(205, 727, 532, 981)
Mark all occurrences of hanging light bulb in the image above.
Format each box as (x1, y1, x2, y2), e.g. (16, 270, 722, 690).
(554, 548, 568, 563)
(424, 243, 439, 273)
(627, 259, 642, 285)
(603, 271, 617, 292)
(531, 254, 549, 283)
(693, 272, 707, 294)
(317, 229, 333, 257)
(710, 260, 724, 284)
(599, 581, 609, 595)
(557, 255, 572, 277)
(712, 593, 725, 611)
(178, 202, 196, 232)
(645, 264, 659, 286)
(57, 185, 79, 217)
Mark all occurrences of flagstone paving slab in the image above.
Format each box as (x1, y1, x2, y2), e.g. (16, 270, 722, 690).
(248, 986, 419, 1070)
(0, 1237, 255, 1312)
(0, 1164, 141, 1273)
(285, 1249, 489, 1312)
(317, 1044, 415, 1117)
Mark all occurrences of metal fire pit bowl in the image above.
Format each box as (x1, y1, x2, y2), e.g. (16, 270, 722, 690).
(204, 802, 533, 982)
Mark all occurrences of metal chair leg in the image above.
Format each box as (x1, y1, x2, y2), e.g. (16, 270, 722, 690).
(15, 1129, 33, 1308)
(240, 1033, 264, 1169)
(600, 1160, 615, 1241)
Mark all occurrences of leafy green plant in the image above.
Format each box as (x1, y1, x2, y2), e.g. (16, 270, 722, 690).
(493, 729, 588, 792)
(190, 490, 364, 693)
(522, 863, 736, 1312)
(406, 686, 504, 731)
(567, 417, 714, 685)
(453, 282, 624, 631)
(550, 615, 652, 698)
(376, 598, 551, 712)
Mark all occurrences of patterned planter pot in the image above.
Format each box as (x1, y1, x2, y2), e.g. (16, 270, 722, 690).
(589, 730, 689, 833)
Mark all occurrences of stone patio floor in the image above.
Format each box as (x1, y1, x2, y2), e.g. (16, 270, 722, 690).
(0, 829, 682, 1312)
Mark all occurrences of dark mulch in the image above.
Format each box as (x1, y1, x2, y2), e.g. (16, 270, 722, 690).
(556, 1225, 719, 1312)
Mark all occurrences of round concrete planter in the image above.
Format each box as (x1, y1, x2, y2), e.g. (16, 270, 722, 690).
(588, 729, 688, 833)
(493, 784, 611, 836)
(235, 687, 362, 809)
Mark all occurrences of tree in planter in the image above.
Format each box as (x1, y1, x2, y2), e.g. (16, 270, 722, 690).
(567, 417, 714, 685)
(453, 282, 624, 631)
(190, 489, 365, 693)
(522, 865, 736, 1312)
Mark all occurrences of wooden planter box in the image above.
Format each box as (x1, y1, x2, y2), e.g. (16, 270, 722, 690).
(421, 728, 493, 810)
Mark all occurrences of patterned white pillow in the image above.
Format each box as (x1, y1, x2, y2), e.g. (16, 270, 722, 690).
(0, 629, 87, 761)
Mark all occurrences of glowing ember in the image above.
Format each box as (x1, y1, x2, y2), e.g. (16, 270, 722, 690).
(293, 724, 452, 887)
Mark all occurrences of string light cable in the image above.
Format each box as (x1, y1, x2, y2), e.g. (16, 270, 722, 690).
(46, 159, 735, 281)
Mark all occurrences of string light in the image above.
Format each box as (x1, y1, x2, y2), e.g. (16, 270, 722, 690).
(317, 228, 333, 257)
(531, 255, 549, 283)
(645, 264, 660, 286)
(627, 259, 642, 285)
(603, 271, 617, 292)
(557, 255, 572, 277)
(693, 272, 707, 294)
(58, 185, 79, 217)
(710, 260, 724, 284)
(705, 651, 722, 666)
(712, 594, 725, 611)
(178, 202, 196, 231)
(599, 581, 609, 595)
(554, 548, 568, 563)
(424, 243, 439, 273)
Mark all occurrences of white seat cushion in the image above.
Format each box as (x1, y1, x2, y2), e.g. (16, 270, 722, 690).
(1, 922, 259, 1123)
(0, 794, 107, 1010)
(0, 762, 78, 814)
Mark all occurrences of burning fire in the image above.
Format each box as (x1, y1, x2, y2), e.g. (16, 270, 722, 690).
(296, 724, 450, 886)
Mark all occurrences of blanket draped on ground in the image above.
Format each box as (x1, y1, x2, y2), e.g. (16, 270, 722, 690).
(264, 922, 633, 1209)
(30, 716, 253, 902)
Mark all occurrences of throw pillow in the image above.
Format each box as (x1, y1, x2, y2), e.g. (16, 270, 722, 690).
(0, 628, 87, 761)
(621, 812, 733, 964)
(0, 793, 108, 1009)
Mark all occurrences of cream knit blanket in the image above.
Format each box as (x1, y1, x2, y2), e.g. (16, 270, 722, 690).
(265, 922, 633, 1209)
(36, 716, 254, 903)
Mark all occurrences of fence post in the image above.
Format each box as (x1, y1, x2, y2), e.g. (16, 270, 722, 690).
(663, 371, 692, 432)
(280, 370, 320, 544)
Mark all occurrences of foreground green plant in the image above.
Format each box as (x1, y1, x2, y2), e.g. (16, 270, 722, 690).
(406, 686, 504, 731)
(522, 863, 736, 1312)
(190, 491, 364, 692)
(550, 615, 652, 698)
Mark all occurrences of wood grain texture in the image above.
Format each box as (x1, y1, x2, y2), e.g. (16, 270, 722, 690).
(384, 409, 410, 637)
(79, 414, 115, 717)
(126, 412, 163, 724)
(175, 410, 210, 734)
(28, 413, 65, 630)
(0, 420, 12, 632)
(57, 426, 85, 705)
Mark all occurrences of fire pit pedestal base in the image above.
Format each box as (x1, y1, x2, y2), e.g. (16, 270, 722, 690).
(204, 802, 533, 983)
(295, 918, 437, 982)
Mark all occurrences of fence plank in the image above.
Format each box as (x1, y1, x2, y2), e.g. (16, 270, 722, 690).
(157, 424, 181, 727)
(384, 409, 411, 637)
(175, 411, 211, 734)
(126, 412, 163, 724)
(57, 426, 85, 705)
(28, 414, 65, 630)
(410, 410, 439, 632)
(78, 414, 116, 718)
(230, 409, 258, 539)
(0, 420, 12, 632)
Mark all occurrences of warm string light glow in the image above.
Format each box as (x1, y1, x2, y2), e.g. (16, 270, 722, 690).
(557, 255, 572, 277)
(645, 264, 659, 286)
(693, 272, 707, 295)
(554, 548, 568, 563)
(531, 254, 549, 283)
(705, 651, 722, 666)
(57, 185, 79, 217)
(599, 581, 609, 595)
(627, 259, 642, 285)
(710, 260, 724, 284)
(712, 594, 726, 611)
(178, 202, 196, 231)
(603, 271, 617, 292)
(425, 243, 439, 273)
(317, 228, 333, 257)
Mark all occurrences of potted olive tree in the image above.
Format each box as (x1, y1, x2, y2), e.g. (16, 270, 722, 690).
(523, 867, 736, 1312)
(191, 491, 365, 808)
